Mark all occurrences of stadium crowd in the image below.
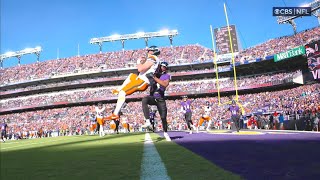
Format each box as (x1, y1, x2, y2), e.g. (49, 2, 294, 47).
(1, 27, 318, 85)
(1, 66, 232, 95)
(168, 71, 297, 92)
(0, 45, 210, 85)
(1, 83, 319, 140)
(1, 71, 298, 109)
(234, 27, 320, 63)
(0, 27, 319, 140)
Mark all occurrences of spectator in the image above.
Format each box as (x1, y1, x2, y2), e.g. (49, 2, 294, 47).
(279, 113, 284, 130)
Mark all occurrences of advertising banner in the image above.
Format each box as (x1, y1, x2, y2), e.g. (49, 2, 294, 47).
(274, 46, 305, 62)
(305, 40, 320, 80)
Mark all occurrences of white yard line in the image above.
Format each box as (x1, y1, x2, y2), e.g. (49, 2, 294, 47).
(140, 133, 170, 180)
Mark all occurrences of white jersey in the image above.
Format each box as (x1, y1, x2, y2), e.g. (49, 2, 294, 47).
(203, 106, 211, 118)
(122, 117, 127, 124)
(90, 114, 96, 124)
(138, 54, 160, 84)
(95, 106, 106, 118)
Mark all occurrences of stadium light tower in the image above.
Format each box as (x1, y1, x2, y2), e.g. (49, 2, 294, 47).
(302, 0, 320, 24)
(309, 0, 320, 24)
(89, 29, 178, 53)
(0, 46, 42, 68)
(276, 0, 320, 34)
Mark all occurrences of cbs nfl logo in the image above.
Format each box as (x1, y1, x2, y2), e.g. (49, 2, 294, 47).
(273, 7, 311, 16)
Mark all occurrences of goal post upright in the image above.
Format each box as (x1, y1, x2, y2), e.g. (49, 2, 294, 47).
(224, 3, 239, 102)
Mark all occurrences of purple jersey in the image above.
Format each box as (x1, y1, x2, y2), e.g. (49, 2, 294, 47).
(229, 105, 240, 116)
(149, 112, 156, 120)
(153, 73, 171, 99)
(181, 100, 192, 113)
(1, 123, 7, 131)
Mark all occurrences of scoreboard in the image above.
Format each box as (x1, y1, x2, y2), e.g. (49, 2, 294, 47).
(214, 25, 240, 54)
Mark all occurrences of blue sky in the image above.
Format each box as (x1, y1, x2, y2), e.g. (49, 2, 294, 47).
(1, 0, 318, 68)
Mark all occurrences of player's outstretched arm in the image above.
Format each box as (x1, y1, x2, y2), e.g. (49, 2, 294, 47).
(137, 57, 153, 72)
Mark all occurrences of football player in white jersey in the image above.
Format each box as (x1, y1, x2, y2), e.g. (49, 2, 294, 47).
(94, 103, 106, 137)
(89, 113, 97, 135)
(196, 101, 212, 132)
(121, 116, 129, 133)
(109, 120, 116, 134)
(106, 46, 161, 120)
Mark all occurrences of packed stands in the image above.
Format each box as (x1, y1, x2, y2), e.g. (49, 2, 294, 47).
(0, 71, 298, 110)
(0, 27, 319, 139)
(234, 27, 320, 63)
(1, 27, 318, 85)
(1, 83, 319, 139)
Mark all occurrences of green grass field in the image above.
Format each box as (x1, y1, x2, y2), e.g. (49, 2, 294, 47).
(1, 133, 240, 180)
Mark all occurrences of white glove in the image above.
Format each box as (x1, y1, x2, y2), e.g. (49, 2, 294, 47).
(136, 58, 141, 64)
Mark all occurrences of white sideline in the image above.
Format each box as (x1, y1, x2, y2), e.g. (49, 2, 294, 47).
(140, 133, 170, 180)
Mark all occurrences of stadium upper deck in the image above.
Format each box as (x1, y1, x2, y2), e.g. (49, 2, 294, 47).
(0, 27, 319, 86)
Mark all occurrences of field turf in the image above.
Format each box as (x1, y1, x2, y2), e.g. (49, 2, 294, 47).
(1, 133, 239, 180)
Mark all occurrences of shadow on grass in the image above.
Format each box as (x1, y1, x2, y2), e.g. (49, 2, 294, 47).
(0, 137, 145, 180)
(154, 137, 166, 142)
